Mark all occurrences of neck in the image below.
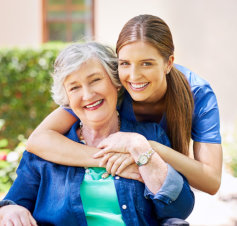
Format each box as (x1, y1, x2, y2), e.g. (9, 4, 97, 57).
(133, 96, 166, 123)
(78, 111, 120, 147)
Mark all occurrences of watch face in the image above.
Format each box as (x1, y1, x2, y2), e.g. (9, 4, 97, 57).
(138, 155, 148, 165)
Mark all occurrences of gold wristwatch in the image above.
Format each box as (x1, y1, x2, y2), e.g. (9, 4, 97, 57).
(136, 148, 155, 166)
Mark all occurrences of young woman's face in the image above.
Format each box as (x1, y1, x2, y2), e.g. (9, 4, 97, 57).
(64, 58, 118, 127)
(118, 41, 173, 103)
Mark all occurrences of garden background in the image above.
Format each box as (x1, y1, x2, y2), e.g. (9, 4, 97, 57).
(1, 0, 237, 225)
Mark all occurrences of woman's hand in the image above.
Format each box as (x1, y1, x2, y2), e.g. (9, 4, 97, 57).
(99, 153, 134, 176)
(100, 152, 143, 182)
(94, 132, 151, 159)
(0, 205, 37, 226)
(117, 163, 144, 183)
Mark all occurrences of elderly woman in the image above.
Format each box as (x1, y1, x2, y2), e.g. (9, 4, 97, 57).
(0, 42, 194, 225)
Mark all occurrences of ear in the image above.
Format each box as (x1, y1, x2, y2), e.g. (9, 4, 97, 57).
(166, 55, 174, 74)
(117, 85, 122, 92)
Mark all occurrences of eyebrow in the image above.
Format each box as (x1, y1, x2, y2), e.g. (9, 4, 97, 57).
(118, 58, 156, 62)
(66, 72, 102, 86)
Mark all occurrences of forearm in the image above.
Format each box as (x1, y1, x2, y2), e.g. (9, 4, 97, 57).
(149, 141, 222, 194)
(132, 153, 167, 194)
(123, 134, 167, 193)
(26, 130, 101, 167)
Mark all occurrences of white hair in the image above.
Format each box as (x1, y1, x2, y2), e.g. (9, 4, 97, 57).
(51, 42, 120, 106)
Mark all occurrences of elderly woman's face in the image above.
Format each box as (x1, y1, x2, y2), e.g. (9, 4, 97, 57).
(64, 58, 118, 127)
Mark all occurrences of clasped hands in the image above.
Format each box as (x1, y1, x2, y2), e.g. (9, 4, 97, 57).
(94, 132, 152, 182)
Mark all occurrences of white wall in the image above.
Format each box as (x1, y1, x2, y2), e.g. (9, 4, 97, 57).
(0, 0, 42, 47)
(95, 0, 237, 130)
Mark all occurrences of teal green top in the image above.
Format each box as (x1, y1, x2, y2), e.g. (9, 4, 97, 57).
(80, 167, 125, 226)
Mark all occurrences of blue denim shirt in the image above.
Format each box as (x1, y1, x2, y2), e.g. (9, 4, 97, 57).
(1, 118, 194, 226)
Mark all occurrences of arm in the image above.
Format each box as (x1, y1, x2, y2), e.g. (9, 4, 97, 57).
(26, 107, 141, 179)
(149, 141, 222, 195)
(3, 152, 40, 211)
(129, 139, 194, 219)
(26, 107, 101, 167)
(95, 131, 195, 219)
(151, 175, 194, 220)
(95, 132, 170, 193)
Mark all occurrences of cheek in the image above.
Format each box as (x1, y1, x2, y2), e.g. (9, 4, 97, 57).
(118, 72, 126, 85)
(68, 93, 81, 107)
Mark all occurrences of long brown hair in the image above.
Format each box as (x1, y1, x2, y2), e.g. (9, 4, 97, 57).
(116, 14, 194, 155)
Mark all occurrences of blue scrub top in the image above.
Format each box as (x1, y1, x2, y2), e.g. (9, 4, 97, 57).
(65, 64, 221, 144)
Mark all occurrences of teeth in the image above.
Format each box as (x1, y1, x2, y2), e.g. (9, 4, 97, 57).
(85, 100, 102, 108)
(130, 82, 149, 89)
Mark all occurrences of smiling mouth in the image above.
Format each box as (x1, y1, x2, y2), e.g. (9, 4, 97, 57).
(129, 82, 149, 90)
(84, 99, 104, 110)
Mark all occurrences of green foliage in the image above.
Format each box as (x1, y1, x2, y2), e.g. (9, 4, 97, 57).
(223, 123, 237, 177)
(0, 43, 66, 148)
(0, 136, 26, 193)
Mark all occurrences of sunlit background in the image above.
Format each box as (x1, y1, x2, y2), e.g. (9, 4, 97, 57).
(0, 0, 237, 225)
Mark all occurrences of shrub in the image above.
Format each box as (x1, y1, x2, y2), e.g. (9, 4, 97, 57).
(223, 123, 237, 177)
(0, 43, 66, 148)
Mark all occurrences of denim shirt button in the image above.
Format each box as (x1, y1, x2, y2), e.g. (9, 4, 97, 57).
(115, 176, 120, 180)
(122, 204, 127, 210)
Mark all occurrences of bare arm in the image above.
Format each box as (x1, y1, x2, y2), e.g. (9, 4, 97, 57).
(149, 141, 223, 195)
(26, 107, 101, 167)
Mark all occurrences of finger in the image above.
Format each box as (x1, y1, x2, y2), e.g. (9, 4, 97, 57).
(116, 157, 135, 174)
(8, 218, 22, 226)
(119, 171, 142, 182)
(106, 154, 120, 174)
(99, 153, 113, 167)
(20, 214, 31, 226)
(96, 139, 107, 149)
(93, 148, 115, 158)
(5, 220, 14, 226)
(20, 211, 37, 226)
(29, 214, 38, 226)
(110, 155, 125, 176)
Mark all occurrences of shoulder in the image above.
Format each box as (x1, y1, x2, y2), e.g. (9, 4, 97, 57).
(175, 64, 212, 89)
(175, 65, 221, 142)
(175, 64, 218, 108)
(63, 107, 79, 119)
(120, 117, 170, 147)
(64, 121, 80, 142)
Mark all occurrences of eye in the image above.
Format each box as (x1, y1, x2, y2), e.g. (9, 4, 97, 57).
(70, 86, 81, 91)
(119, 61, 130, 66)
(141, 62, 152, 66)
(92, 78, 101, 83)
(89, 77, 102, 85)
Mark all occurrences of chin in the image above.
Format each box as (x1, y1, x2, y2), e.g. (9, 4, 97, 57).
(87, 113, 108, 123)
(130, 94, 147, 102)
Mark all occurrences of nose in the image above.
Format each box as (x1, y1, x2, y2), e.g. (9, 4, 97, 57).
(82, 86, 95, 101)
(130, 65, 141, 80)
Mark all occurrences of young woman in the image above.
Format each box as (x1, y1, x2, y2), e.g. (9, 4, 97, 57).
(0, 42, 193, 225)
(26, 14, 222, 195)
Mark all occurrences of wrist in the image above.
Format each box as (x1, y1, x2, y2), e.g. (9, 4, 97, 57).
(0, 200, 16, 208)
(129, 134, 151, 157)
(136, 148, 155, 166)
